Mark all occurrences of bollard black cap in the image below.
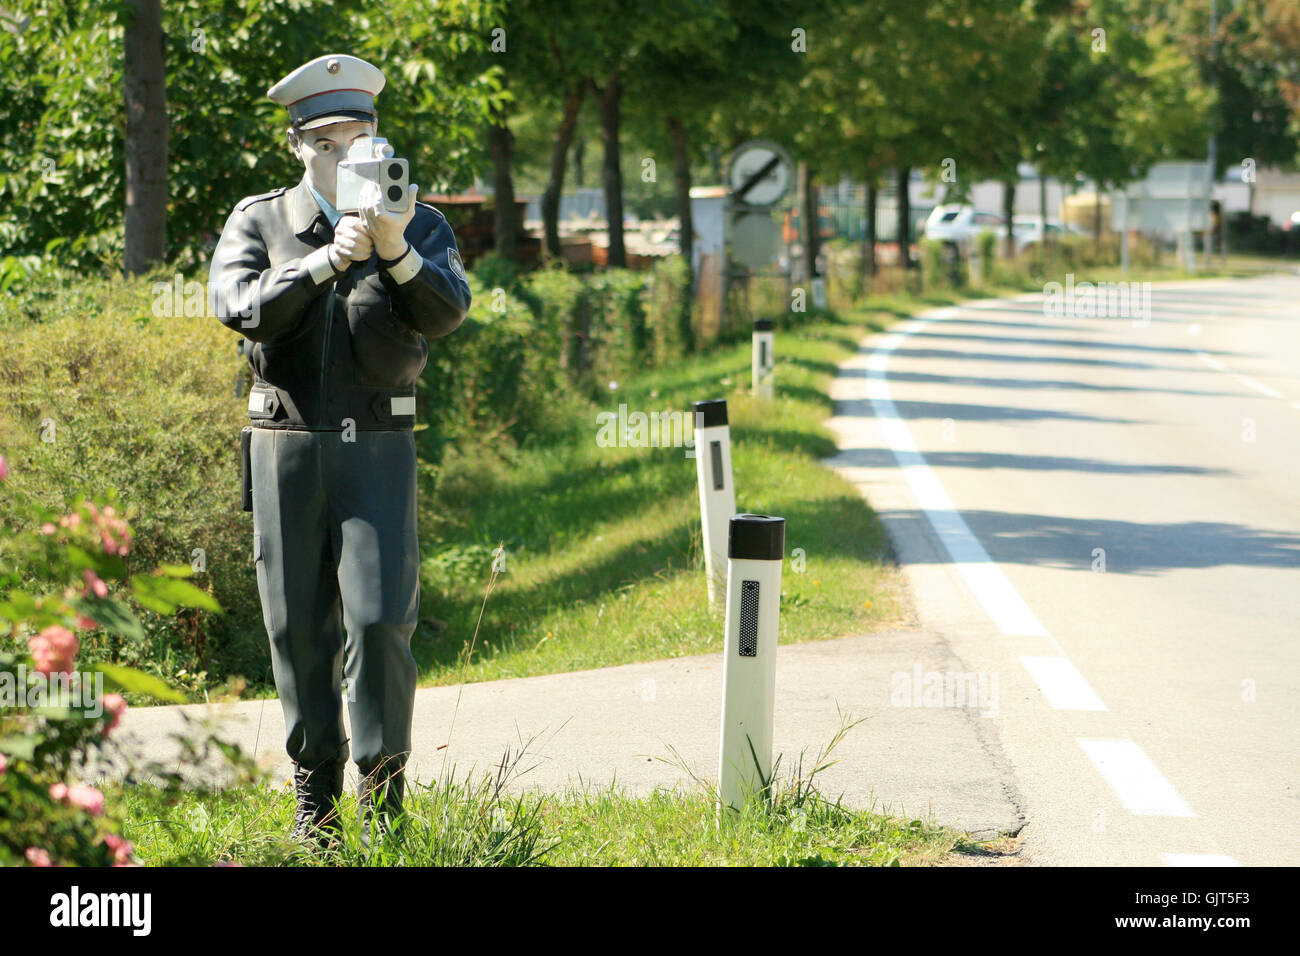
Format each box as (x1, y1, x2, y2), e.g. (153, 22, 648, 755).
(728, 513, 785, 561)
(753, 318, 775, 331)
(691, 398, 728, 429)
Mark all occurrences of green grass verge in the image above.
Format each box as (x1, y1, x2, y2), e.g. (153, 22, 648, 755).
(107, 716, 971, 867)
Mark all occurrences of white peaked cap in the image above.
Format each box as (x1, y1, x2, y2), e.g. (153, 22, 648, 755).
(267, 54, 386, 130)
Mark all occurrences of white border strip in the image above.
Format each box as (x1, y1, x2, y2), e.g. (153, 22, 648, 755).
(1020, 656, 1107, 711)
(1195, 350, 1285, 399)
(866, 314, 1049, 638)
(1078, 739, 1196, 817)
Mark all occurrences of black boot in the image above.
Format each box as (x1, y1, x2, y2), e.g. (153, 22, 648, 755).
(289, 758, 345, 850)
(358, 754, 407, 849)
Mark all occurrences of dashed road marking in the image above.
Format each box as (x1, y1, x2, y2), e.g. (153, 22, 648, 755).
(1020, 656, 1108, 711)
(1078, 739, 1196, 817)
(1195, 350, 1286, 399)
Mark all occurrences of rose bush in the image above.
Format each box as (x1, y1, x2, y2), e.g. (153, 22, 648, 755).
(0, 452, 250, 866)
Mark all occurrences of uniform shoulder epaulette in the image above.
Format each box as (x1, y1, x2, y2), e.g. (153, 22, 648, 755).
(235, 187, 289, 212)
(414, 200, 446, 222)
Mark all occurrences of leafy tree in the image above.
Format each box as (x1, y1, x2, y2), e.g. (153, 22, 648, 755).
(0, 0, 503, 275)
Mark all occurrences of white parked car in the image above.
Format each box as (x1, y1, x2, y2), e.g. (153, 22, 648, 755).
(923, 205, 1005, 248)
(996, 216, 1089, 253)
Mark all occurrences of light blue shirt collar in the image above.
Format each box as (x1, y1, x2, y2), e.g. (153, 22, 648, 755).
(309, 184, 342, 229)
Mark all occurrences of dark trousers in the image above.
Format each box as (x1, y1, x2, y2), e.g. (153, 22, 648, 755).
(250, 427, 419, 774)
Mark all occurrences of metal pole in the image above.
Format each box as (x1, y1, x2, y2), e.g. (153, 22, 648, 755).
(1119, 191, 1130, 275)
(1206, 0, 1218, 265)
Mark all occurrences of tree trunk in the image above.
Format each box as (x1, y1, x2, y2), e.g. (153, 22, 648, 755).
(897, 166, 913, 271)
(667, 115, 694, 266)
(541, 82, 585, 263)
(123, 0, 167, 275)
(864, 179, 877, 280)
(1039, 167, 1048, 255)
(573, 138, 585, 189)
(1094, 188, 1102, 253)
(1002, 179, 1016, 258)
(798, 161, 819, 282)
(487, 98, 517, 261)
(667, 114, 695, 352)
(592, 74, 626, 268)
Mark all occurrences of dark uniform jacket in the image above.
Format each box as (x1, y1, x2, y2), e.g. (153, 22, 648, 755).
(208, 174, 471, 431)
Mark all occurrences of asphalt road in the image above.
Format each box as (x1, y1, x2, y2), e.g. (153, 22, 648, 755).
(827, 271, 1300, 866)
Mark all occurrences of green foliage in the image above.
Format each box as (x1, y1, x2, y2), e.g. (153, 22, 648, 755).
(584, 269, 649, 388)
(522, 263, 586, 384)
(0, 481, 233, 867)
(0, 0, 504, 273)
(0, 267, 266, 690)
(643, 255, 693, 363)
(919, 238, 950, 291)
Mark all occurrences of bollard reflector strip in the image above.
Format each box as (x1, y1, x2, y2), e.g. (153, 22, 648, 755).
(739, 580, 760, 657)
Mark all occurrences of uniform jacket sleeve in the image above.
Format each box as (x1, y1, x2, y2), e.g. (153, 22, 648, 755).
(378, 208, 472, 340)
(207, 205, 335, 343)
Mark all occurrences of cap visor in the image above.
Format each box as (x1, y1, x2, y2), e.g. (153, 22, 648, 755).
(297, 110, 376, 131)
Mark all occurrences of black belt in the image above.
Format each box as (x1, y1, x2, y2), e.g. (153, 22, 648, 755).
(245, 381, 417, 431)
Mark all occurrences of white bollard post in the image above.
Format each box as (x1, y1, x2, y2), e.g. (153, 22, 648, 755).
(692, 399, 736, 610)
(752, 318, 774, 399)
(716, 513, 785, 824)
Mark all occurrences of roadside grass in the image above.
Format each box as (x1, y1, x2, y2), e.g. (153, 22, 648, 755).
(109, 714, 967, 867)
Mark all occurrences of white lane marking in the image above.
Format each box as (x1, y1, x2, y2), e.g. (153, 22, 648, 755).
(1163, 853, 1242, 867)
(1195, 350, 1286, 399)
(1020, 656, 1108, 711)
(866, 315, 1050, 639)
(867, 301, 1210, 840)
(1078, 739, 1196, 817)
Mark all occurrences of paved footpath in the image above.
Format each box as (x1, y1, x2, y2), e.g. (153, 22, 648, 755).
(109, 626, 1022, 840)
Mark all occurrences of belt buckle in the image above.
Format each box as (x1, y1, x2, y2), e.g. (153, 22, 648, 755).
(248, 385, 280, 419)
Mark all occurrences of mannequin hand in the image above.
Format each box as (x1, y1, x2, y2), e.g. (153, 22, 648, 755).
(332, 215, 373, 263)
(360, 181, 419, 261)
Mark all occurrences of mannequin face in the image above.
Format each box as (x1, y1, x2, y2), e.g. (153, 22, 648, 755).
(288, 119, 377, 206)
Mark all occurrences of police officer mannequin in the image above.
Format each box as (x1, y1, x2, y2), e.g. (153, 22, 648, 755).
(208, 54, 471, 850)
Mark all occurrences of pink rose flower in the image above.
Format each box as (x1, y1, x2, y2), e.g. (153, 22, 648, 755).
(101, 693, 127, 738)
(41, 523, 56, 535)
(66, 784, 105, 817)
(49, 782, 68, 802)
(82, 569, 108, 599)
(28, 625, 79, 676)
(102, 832, 134, 865)
(25, 848, 53, 867)
(0, 454, 8, 480)
(0, 752, 7, 775)
(75, 614, 98, 631)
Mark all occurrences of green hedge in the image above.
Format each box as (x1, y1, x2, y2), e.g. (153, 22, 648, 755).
(0, 271, 263, 692)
